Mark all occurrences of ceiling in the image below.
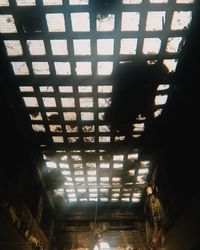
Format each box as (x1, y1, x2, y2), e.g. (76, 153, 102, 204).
(0, 0, 196, 206)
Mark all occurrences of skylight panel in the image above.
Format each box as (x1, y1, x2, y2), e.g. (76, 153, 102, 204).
(82, 125, 94, 133)
(97, 62, 113, 75)
(46, 161, 57, 169)
(98, 98, 111, 108)
(98, 86, 112, 93)
(69, 0, 88, 5)
(54, 62, 71, 75)
(100, 198, 108, 202)
(143, 38, 161, 54)
(32, 62, 50, 75)
(138, 168, 149, 174)
(113, 155, 124, 161)
(87, 170, 96, 176)
(132, 198, 140, 202)
(11, 62, 29, 75)
(123, 0, 142, 3)
(146, 11, 166, 31)
(66, 125, 78, 133)
(166, 37, 182, 53)
(0, 0, 9, 6)
(100, 163, 110, 169)
(73, 39, 91, 55)
(46, 14, 66, 32)
(68, 137, 79, 143)
(163, 59, 178, 72)
(81, 112, 94, 121)
(149, 0, 168, 3)
(78, 86, 92, 93)
(61, 98, 75, 108)
(16, 0, 35, 6)
(0, 15, 17, 33)
(59, 163, 69, 168)
(97, 39, 114, 55)
(40, 86, 54, 92)
(32, 124, 45, 132)
(121, 12, 140, 31)
(99, 125, 110, 132)
(71, 13, 90, 32)
(176, 0, 194, 2)
(27, 40, 46, 55)
(171, 11, 192, 30)
(154, 108, 163, 117)
(128, 153, 138, 160)
(155, 94, 168, 105)
(23, 97, 39, 107)
(43, 97, 56, 107)
(99, 136, 110, 143)
(53, 136, 64, 143)
(79, 98, 93, 108)
(113, 163, 123, 169)
(63, 112, 77, 121)
(76, 62, 92, 75)
(30, 112, 43, 120)
(20, 86, 34, 92)
(120, 38, 137, 54)
(4, 40, 23, 56)
(50, 40, 68, 55)
(49, 125, 62, 133)
(96, 14, 115, 32)
(59, 86, 73, 93)
(43, 0, 62, 5)
(129, 169, 135, 176)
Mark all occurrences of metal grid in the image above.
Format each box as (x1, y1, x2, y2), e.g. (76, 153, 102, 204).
(0, 0, 195, 203)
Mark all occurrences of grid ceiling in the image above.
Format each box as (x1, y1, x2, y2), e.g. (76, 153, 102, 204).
(0, 0, 195, 204)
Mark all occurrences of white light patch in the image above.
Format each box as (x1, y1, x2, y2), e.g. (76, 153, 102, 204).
(157, 84, 170, 91)
(113, 163, 123, 169)
(80, 98, 93, 108)
(30, 112, 42, 120)
(98, 62, 113, 75)
(166, 37, 182, 53)
(11, 62, 29, 75)
(61, 98, 75, 108)
(129, 169, 135, 176)
(120, 38, 137, 55)
(0, 15, 17, 33)
(73, 39, 91, 55)
(16, 0, 35, 5)
(54, 62, 71, 75)
(43, 0, 62, 5)
(113, 155, 124, 161)
(155, 94, 168, 105)
(121, 12, 140, 31)
(69, 0, 88, 5)
(32, 62, 50, 75)
(59, 163, 69, 168)
(123, 0, 142, 3)
(154, 108, 163, 117)
(97, 39, 114, 55)
(63, 112, 77, 121)
(71, 13, 90, 32)
(99, 125, 110, 132)
(43, 97, 56, 107)
(81, 112, 94, 121)
(46, 14, 65, 32)
(171, 11, 192, 30)
(132, 198, 140, 202)
(68, 137, 79, 143)
(0, 0, 9, 6)
(4, 40, 23, 56)
(49, 125, 62, 133)
(27, 40, 46, 55)
(96, 14, 115, 32)
(143, 38, 161, 54)
(138, 168, 149, 174)
(163, 59, 178, 72)
(128, 153, 138, 160)
(23, 97, 38, 107)
(51, 40, 68, 55)
(101, 198, 108, 202)
(76, 62, 92, 75)
(146, 11, 166, 31)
